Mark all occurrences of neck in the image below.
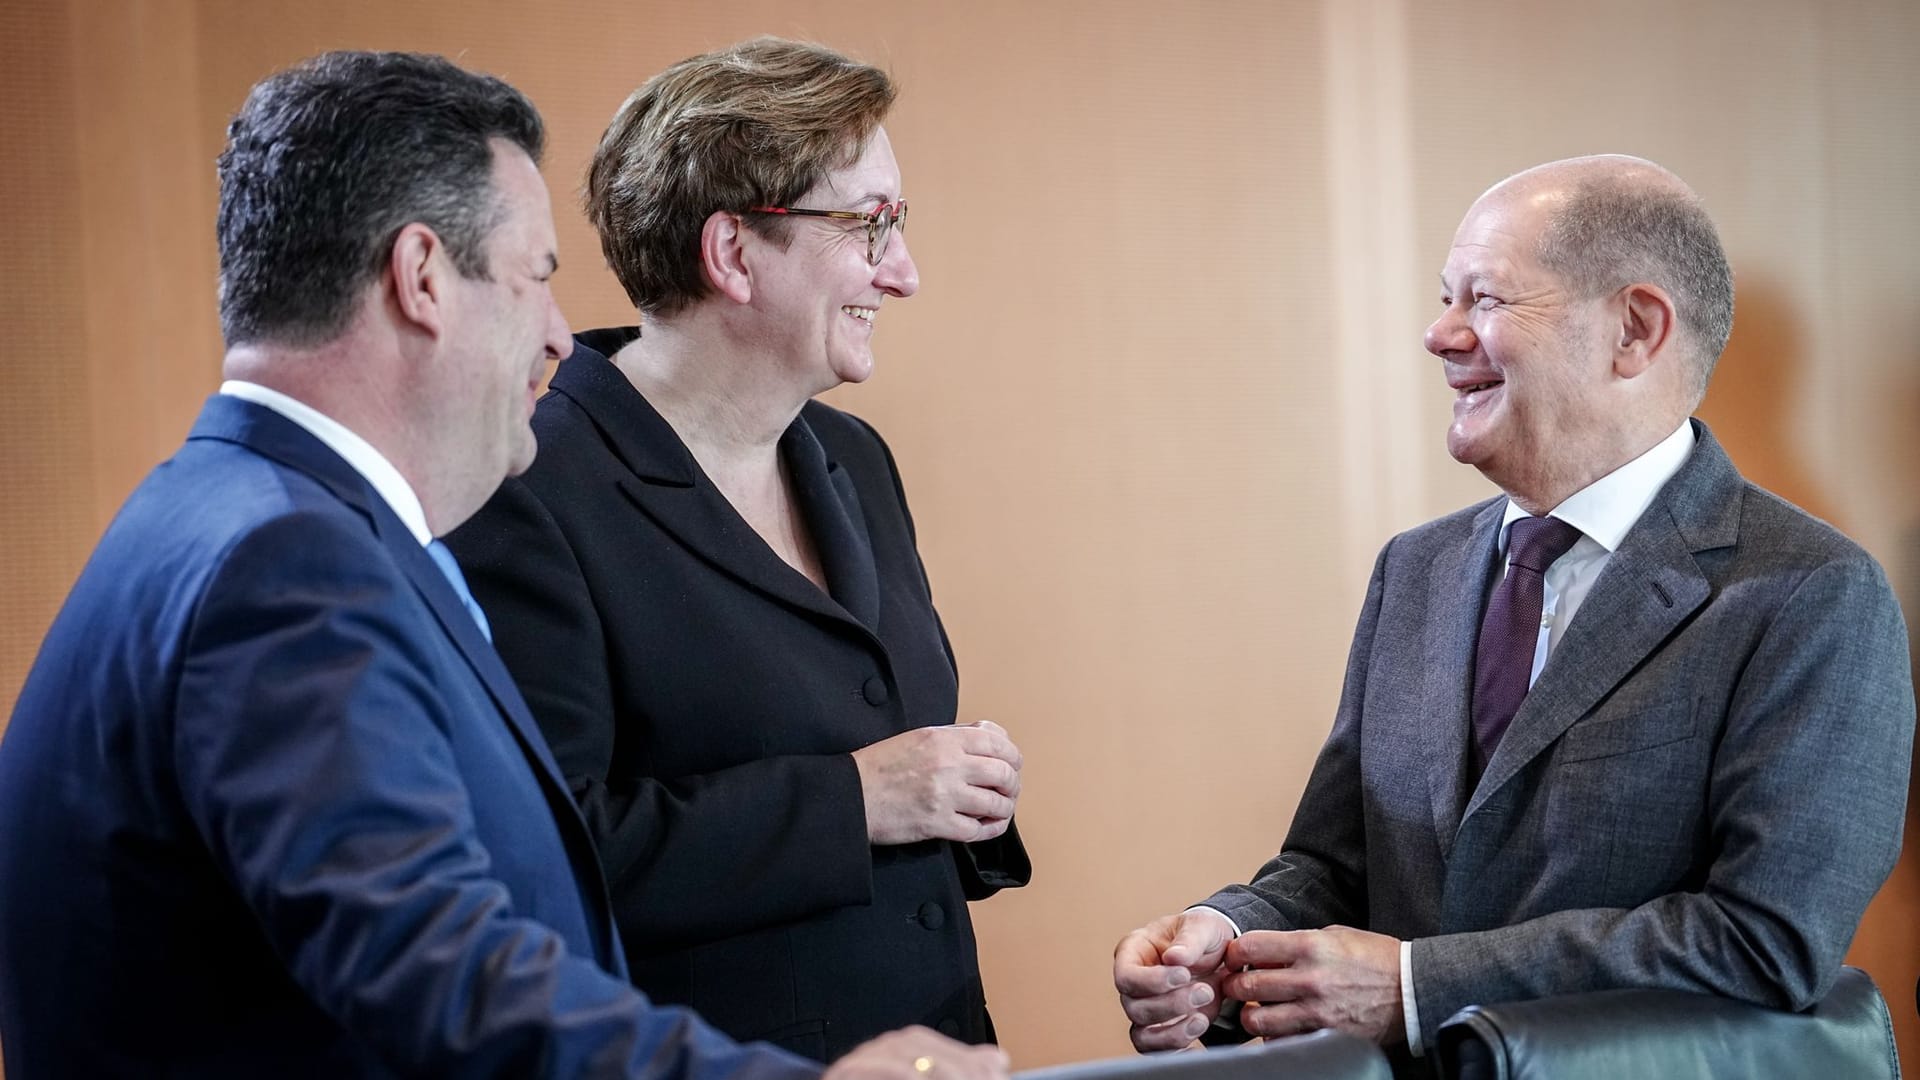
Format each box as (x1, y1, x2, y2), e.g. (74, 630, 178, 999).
(611, 313, 809, 477)
(225, 328, 475, 535)
(1497, 412, 1686, 515)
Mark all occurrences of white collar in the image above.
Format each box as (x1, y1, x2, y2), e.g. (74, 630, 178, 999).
(220, 380, 433, 546)
(1500, 420, 1696, 553)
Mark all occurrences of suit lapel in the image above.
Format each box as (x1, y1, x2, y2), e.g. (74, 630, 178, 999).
(190, 395, 623, 967)
(376, 511, 577, 785)
(554, 339, 879, 638)
(1423, 499, 1506, 853)
(1464, 422, 1739, 819)
(787, 416, 881, 630)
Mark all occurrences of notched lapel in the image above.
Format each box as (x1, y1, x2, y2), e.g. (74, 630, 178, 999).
(1425, 501, 1506, 855)
(558, 341, 874, 636)
(616, 469, 873, 634)
(380, 513, 573, 792)
(787, 421, 881, 631)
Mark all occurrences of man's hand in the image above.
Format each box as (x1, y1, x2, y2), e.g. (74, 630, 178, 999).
(1113, 909, 1235, 1052)
(824, 1026, 1009, 1080)
(853, 721, 1022, 845)
(1220, 926, 1403, 1044)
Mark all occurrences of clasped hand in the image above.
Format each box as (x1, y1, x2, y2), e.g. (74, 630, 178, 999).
(853, 720, 1022, 845)
(1114, 912, 1404, 1050)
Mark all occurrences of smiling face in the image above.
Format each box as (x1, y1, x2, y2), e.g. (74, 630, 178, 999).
(750, 126, 919, 394)
(1424, 184, 1616, 501)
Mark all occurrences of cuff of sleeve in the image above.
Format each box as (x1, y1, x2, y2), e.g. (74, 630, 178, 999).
(1400, 938, 1423, 1056)
(1186, 905, 1243, 937)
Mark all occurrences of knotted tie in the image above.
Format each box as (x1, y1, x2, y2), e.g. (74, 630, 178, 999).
(1469, 515, 1583, 778)
(425, 539, 493, 643)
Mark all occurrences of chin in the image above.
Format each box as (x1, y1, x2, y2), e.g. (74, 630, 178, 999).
(1445, 425, 1481, 466)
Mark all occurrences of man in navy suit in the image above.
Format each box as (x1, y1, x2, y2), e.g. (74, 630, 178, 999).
(0, 50, 1008, 1080)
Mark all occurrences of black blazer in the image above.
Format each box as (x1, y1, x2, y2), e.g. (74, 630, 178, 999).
(449, 329, 1029, 1062)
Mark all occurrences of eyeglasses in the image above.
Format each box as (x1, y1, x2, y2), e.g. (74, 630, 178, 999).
(746, 199, 907, 266)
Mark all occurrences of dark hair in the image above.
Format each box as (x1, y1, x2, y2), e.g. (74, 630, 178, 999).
(1536, 176, 1735, 396)
(585, 37, 895, 317)
(216, 50, 546, 347)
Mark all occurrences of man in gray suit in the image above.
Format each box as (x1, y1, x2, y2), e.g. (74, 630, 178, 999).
(1113, 155, 1914, 1059)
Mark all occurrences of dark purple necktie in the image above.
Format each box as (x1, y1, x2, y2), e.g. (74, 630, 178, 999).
(1470, 515, 1584, 778)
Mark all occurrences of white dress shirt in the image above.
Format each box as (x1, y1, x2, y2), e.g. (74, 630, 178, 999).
(220, 380, 433, 546)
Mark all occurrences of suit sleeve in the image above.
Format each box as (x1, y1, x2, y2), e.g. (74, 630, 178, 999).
(1198, 542, 1389, 931)
(171, 513, 821, 1080)
(1407, 553, 1914, 1044)
(847, 412, 1032, 900)
(450, 478, 877, 953)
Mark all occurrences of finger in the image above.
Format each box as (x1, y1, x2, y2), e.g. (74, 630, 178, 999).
(1221, 967, 1310, 1005)
(1161, 911, 1232, 969)
(1118, 981, 1215, 1027)
(1114, 931, 1194, 997)
(1239, 1001, 1321, 1040)
(969, 816, 1010, 841)
(942, 813, 1006, 843)
(954, 755, 1020, 799)
(1225, 929, 1312, 970)
(1129, 1012, 1210, 1053)
(951, 785, 1016, 822)
(955, 725, 1023, 769)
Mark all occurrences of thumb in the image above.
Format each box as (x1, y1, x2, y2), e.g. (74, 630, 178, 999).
(1162, 910, 1230, 967)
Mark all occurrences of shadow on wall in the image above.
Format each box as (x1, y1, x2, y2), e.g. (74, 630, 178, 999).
(1695, 275, 1836, 527)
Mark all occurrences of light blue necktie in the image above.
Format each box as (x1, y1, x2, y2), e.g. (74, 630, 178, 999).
(425, 539, 493, 643)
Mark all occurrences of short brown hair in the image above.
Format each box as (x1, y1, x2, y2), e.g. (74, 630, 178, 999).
(585, 37, 895, 317)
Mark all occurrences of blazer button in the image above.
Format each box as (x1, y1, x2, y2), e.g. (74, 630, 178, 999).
(862, 676, 890, 706)
(917, 901, 946, 930)
(936, 1018, 961, 1038)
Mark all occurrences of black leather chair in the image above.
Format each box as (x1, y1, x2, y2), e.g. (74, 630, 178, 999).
(1434, 966, 1898, 1079)
(1015, 1031, 1391, 1080)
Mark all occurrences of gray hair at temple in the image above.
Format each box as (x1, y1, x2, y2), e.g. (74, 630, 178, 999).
(1536, 170, 1735, 402)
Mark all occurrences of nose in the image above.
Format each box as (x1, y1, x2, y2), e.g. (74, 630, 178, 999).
(544, 291, 573, 360)
(1424, 302, 1474, 358)
(874, 229, 919, 298)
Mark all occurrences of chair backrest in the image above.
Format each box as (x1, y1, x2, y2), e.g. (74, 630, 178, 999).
(1435, 965, 1898, 1080)
(1015, 1031, 1391, 1080)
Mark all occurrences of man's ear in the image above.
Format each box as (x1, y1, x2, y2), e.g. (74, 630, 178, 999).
(1613, 281, 1677, 380)
(700, 210, 754, 305)
(389, 223, 450, 338)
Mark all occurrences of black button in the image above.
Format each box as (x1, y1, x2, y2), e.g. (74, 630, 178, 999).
(862, 676, 889, 706)
(917, 901, 946, 930)
(936, 1018, 961, 1037)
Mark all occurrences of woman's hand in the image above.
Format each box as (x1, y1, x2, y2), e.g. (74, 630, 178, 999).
(852, 721, 1022, 845)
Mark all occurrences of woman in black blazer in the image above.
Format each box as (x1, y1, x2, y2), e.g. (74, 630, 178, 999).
(448, 39, 1028, 1063)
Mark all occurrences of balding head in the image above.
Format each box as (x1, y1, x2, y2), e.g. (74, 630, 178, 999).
(1426, 155, 1729, 512)
(1491, 155, 1734, 403)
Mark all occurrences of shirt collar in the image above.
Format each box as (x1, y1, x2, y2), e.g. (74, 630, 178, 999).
(1499, 419, 1696, 554)
(220, 380, 433, 546)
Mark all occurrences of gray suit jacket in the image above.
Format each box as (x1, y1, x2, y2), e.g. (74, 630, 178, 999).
(1204, 420, 1914, 1047)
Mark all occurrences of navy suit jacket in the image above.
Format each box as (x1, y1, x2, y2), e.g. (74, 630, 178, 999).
(0, 395, 821, 1080)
